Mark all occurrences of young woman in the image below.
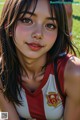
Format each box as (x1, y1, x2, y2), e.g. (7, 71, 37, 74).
(0, 0, 80, 120)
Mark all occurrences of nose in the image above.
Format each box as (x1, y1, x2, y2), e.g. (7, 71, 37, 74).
(32, 33, 43, 40)
(32, 25, 43, 40)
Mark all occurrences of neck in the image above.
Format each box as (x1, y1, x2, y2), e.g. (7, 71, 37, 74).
(16, 50, 47, 78)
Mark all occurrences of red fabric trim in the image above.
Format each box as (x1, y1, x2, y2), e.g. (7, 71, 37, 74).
(25, 90, 46, 120)
(57, 54, 72, 106)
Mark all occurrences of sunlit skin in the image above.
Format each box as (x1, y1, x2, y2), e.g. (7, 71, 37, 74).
(14, 0, 57, 60)
(13, 0, 58, 90)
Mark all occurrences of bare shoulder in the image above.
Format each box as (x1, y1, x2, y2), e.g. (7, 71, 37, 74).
(64, 56, 80, 120)
(64, 56, 80, 103)
(65, 56, 80, 75)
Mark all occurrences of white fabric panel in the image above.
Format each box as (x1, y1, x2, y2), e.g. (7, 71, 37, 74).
(42, 74, 63, 120)
(15, 88, 32, 119)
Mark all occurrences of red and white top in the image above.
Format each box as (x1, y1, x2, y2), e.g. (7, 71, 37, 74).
(15, 55, 70, 120)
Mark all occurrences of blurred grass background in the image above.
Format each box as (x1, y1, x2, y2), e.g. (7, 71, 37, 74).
(72, 4, 80, 57)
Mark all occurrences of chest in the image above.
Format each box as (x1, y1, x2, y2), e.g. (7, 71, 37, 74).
(15, 74, 63, 120)
(21, 71, 44, 92)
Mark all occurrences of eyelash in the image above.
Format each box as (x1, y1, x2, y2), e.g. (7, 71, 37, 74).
(19, 18, 56, 30)
(45, 23, 56, 31)
(20, 18, 33, 25)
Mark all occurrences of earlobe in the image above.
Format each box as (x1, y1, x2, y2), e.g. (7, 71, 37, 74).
(4, 23, 7, 29)
(9, 31, 12, 37)
(4, 23, 13, 36)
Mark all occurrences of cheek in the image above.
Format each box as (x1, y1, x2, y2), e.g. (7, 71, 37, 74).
(15, 23, 33, 40)
(45, 30, 58, 43)
(15, 25, 29, 37)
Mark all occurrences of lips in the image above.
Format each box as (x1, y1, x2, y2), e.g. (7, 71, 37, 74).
(26, 42, 43, 51)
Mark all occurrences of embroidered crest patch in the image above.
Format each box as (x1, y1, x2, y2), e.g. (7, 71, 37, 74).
(46, 92, 62, 107)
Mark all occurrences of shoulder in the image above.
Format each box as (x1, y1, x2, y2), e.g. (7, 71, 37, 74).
(64, 55, 80, 78)
(65, 56, 80, 75)
(64, 56, 80, 103)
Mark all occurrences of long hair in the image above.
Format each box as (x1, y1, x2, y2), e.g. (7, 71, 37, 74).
(0, 0, 76, 104)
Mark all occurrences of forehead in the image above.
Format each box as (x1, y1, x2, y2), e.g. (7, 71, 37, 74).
(28, 0, 55, 18)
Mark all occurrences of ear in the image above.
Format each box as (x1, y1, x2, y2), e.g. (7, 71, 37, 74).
(9, 31, 12, 37)
(4, 23, 7, 28)
(4, 23, 13, 37)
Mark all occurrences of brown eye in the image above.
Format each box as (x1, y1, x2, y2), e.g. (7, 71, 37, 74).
(45, 23, 56, 30)
(20, 18, 33, 25)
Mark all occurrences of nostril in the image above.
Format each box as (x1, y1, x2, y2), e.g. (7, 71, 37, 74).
(32, 33, 43, 40)
(32, 34, 36, 38)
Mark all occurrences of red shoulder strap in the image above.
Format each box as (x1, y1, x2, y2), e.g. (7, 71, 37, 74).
(57, 54, 71, 106)
(54, 54, 71, 107)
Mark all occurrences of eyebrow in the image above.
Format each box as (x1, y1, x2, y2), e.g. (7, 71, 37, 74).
(20, 11, 36, 16)
(20, 11, 57, 20)
(46, 17, 57, 20)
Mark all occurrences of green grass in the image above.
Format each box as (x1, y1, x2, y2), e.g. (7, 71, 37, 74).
(0, 4, 4, 13)
(0, 0, 5, 2)
(73, 5, 80, 40)
(72, 4, 80, 57)
(0, 0, 5, 12)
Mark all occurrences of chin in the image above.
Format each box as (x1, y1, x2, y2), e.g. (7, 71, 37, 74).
(24, 54, 40, 59)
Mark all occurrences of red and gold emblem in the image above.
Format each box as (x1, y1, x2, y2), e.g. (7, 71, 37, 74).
(46, 92, 61, 107)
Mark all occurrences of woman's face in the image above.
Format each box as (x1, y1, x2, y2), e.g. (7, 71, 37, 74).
(14, 0, 58, 59)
